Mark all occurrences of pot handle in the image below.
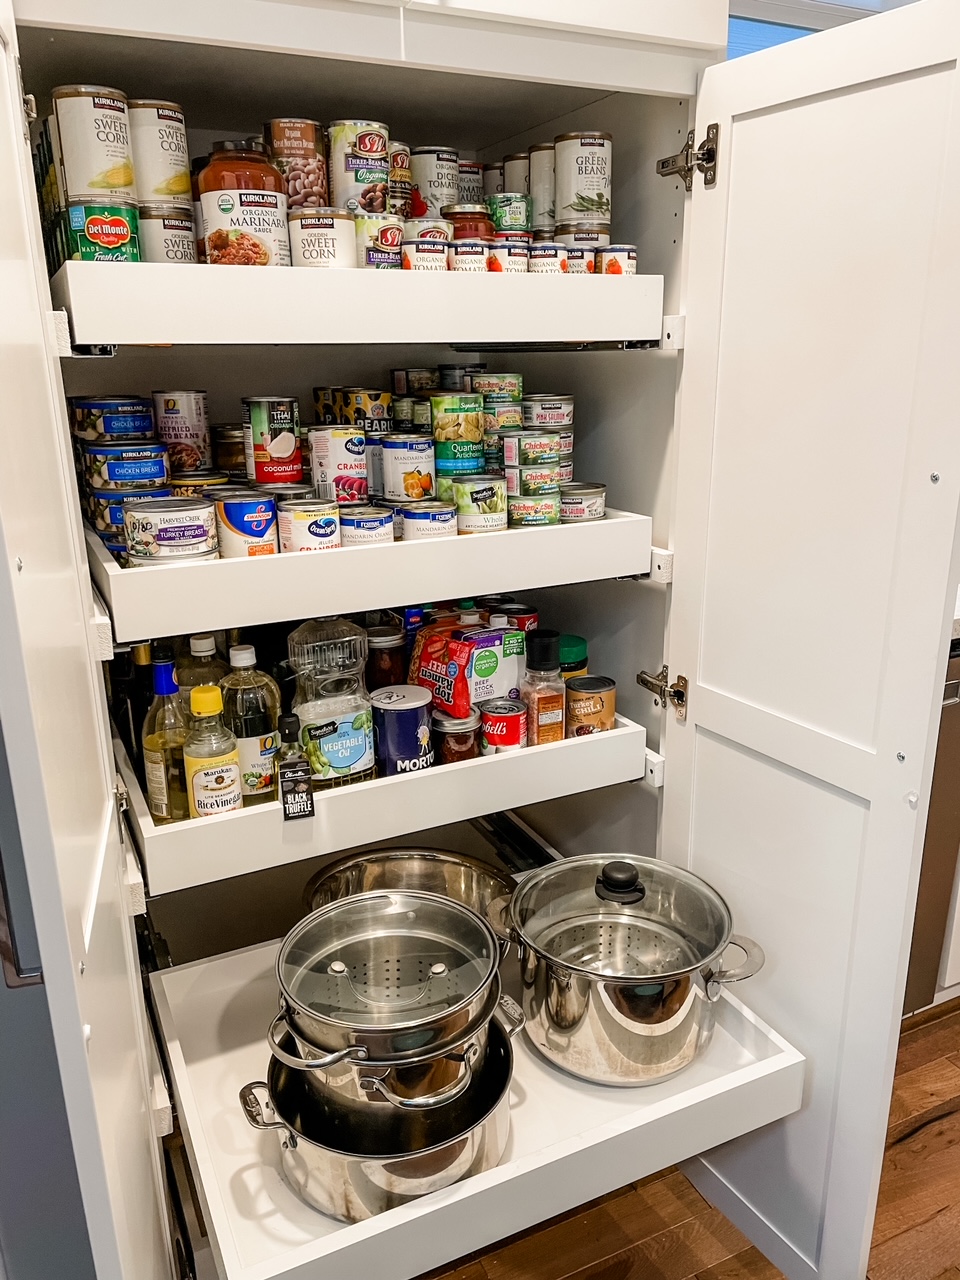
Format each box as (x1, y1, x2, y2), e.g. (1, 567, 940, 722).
(267, 1010, 369, 1071)
(495, 991, 525, 1038)
(359, 1043, 480, 1111)
(239, 1082, 286, 1132)
(708, 934, 766, 994)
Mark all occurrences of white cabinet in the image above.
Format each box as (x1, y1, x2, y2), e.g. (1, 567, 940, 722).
(2, 3, 960, 1280)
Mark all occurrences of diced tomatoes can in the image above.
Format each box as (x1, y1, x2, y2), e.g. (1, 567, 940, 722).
(152, 391, 212, 472)
(388, 141, 412, 218)
(410, 146, 460, 217)
(528, 242, 568, 273)
(138, 202, 196, 262)
(596, 244, 637, 275)
(309, 427, 368, 504)
(67, 200, 140, 260)
(354, 212, 403, 268)
(554, 132, 612, 225)
(480, 697, 527, 754)
(339, 505, 394, 546)
(522, 394, 575, 427)
(488, 242, 528, 273)
(458, 161, 484, 203)
(242, 396, 303, 484)
(327, 120, 389, 214)
(564, 245, 590, 273)
(277, 498, 341, 552)
(401, 238, 448, 271)
(214, 489, 279, 557)
(382, 435, 436, 501)
(52, 85, 135, 202)
(288, 207, 356, 268)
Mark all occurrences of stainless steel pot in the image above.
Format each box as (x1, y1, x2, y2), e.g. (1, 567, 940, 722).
(508, 854, 764, 1086)
(241, 1018, 515, 1223)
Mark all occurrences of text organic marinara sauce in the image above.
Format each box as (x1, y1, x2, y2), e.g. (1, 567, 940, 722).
(198, 140, 291, 266)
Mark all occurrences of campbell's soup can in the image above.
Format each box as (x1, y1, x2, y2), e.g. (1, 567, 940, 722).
(410, 146, 460, 218)
(129, 99, 190, 203)
(153, 391, 212, 471)
(327, 119, 389, 214)
(371, 685, 435, 775)
(505, 602, 539, 632)
(242, 397, 303, 484)
(482, 163, 503, 197)
(288, 207, 356, 267)
(214, 489, 279, 557)
(529, 142, 555, 232)
(277, 498, 341, 552)
(339, 505, 394, 546)
(388, 141, 412, 218)
(554, 131, 612, 225)
(403, 218, 453, 241)
(402, 238, 448, 271)
(52, 85, 135, 202)
(502, 153, 529, 195)
(488, 242, 528, 273)
(448, 239, 488, 272)
(309, 427, 367, 504)
(458, 161, 484, 204)
(138, 202, 196, 262)
(480, 697, 527, 754)
(354, 212, 403, 268)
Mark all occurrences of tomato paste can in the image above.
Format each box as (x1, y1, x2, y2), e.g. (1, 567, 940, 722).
(242, 397, 303, 485)
(447, 239, 488, 272)
(327, 119, 389, 214)
(458, 161, 484, 203)
(123, 496, 218, 559)
(480, 697, 527, 754)
(488, 242, 528, 273)
(83, 441, 169, 491)
(554, 131, 612, 225)
(482, 163, 503, 197)
(339, 388, 393, 433)
(559, 481, 606, 522)
(371, 685, 435, 775)
(67, 200, 140, 260)
(503, 602, 539, 631)
(288, 207, 356, 267)
(152, 391, 212, 472)
(522, 394, 575, 427)
(214, 489, 279, 557)
(277, 498, 341, 552)
(70, 396, 154, 441)
(486, 193, 530, 232)
(401, 238, 448, 271)
(52, 85, 135, 202)
(381, 435, 436, 501)
(565, 675, 616, 735)
(596, 244, 637, 275)
(354, 212, 403, 268)
(502, 153, 529, 195)
(138, 202, 196, 262)
(339, 505, 394, 546)
(265, 117, 329, 208)
(400, 500, 457, 540)
(507, 495, 561, 527)
(129, 99, 190, 203)
(529, 142, 555, 232)
(410, 146, 460, 217)
(388, 141, 412, 218)
(452, 475, 508, 534)
(403, 218, 453, 241)
(309, 427, 367, 503)
(528, 242, 568, 274)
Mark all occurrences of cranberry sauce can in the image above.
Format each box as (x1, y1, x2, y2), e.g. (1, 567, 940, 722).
(371, 685, 435, 775)
(480, 697, 528, 754)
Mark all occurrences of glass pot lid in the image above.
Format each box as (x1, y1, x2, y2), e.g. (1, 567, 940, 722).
(509, 854, 734, 982)
(278, 890, 498, 1029)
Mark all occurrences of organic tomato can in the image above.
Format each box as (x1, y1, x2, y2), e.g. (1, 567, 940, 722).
(410, 146, 460, 217)
(388, 141, 412, 217)
(242, 397, 303, 484)
(402, 238, 448, 271)
(327, 120, 389, 214)
(67, 200, 140, 260)
(309, 428, 368, 504)
(528, 242, 568, 273)
(564, 245, 589, 273)
(488, 242, 528, 273)
(447, 239, 488, 272)
(554, 131, 612, 225)
(381, 435, 436, 501)
(52, 85, 135, 202)
(596, 244, 637, 275)
(480, 697, 527, 754)
(277, 498, 341, 552)
(129, 99, 190, 202)
(354, 212, 403, 268)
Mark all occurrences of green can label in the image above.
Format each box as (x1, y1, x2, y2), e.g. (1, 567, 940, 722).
(435, 439, 483, 473)
(68, 203, 140, 261)
(485, 194, 531, 231)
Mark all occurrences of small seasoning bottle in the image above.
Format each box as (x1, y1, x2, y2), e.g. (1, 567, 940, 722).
(366, 625, 407, 692)
(433, 708, 482, 764)
(183, 686, 243, 818)
(276, 713, 315, 820)
(521, 629, 566, 745)
(559, 634, 589, 681)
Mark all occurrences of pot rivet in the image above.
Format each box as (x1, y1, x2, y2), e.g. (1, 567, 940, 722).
(430, 962, 448, 977)
(329, 960, 347, 975)
(897, 752, 906, 762)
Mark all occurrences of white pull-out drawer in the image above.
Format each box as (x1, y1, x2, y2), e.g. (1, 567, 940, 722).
(151, 941, 804, 1280)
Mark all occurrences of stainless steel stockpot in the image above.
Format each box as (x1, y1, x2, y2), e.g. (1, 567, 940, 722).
(242, 1018, 514, 1223)
(508, 854, 764, 1086)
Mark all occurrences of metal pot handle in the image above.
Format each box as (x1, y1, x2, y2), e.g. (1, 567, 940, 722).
(359, 1043, 480, 1111)
(239, 1082, 286, 1132)
(267, 1011, 369, 1071)
(708, 934, 765, 995)
(494, 991, 525, 1038)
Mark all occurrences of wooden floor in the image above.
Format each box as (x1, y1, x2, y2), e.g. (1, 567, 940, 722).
(421, 1000, 960, 1280)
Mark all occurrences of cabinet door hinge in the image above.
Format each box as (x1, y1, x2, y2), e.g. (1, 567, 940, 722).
(637, 665, 687, 721)
(16, 59, 36, 139)
(657, 124, 719, 192)
(114, 775, 129, 846)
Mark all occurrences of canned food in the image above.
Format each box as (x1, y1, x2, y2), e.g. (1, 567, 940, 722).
(486, 193, 530, 232)
(470, 374, 519, 400)
(507, 494, 561, 527)
(123, 496, 218, 558)
(391, 368, 441, 396)
(52, 85, 134, 201)
(480, 697, 527, 754)
(129, 100, 190, 202)
(288, 207, 356, 267)
(559, 481, 606, 522)
(338, 388, 393, 432)
(67, 200, 140, 261)
(83, 442, 169, 490)
(503, 431, 559, 466)
(313, 387, 338, 424)
(410, 146, 460, 218)
(393, 397, 415, 425)
(98, 534, 129, 565)
(494, 230, 532, 247)
(558, 458, 575, 484)
(596, 244, 637, 275)
(339, 505, 394, 546)
(327, 120, 389, 214)
(170, 470, 229, 497)
(401, 238, 448, 271)
(555, 221, 610, 252)
(400, 500, 457, 540)
(528, 242, 568, 273)
(365, 437, 383, 495)
(242, 397, 302, 485)
(152, 391, 212, 472)
(354, 212, 403, 268)
(403, 219, 453, 241)
(265, 118, 328, 208)
(564, 245, 590, 274)
(482, 163, 503, 197)
(214, 491, 279, 557)
(458, 161, 484, 204)
(254, 482, 314, 501)
(522, 394, 575, 427)
(554, 132, 612, 225)
(506, 463, 561, 496)
(482, 433, 505, 474)
(70, 396, 153, 441)
(565, 675, 616, 735)
(503, 603, 539, 631)
(277, 498, 341, 552)
(309, 427, 367, 503)
(371, 685, 435, 775)
(452, 475, 507, 534)
(383, 499, 407, 539)
(138, 202, 196, 262)
(529, 143, 555, 232)
(86, 487, 171, 534)
(488, 242, 528, 273)
(447, 239, 488, 272)
(388, 141, 412, 218)
(503, 152, 529, 195)
(214, 425, 247, 479)
(382, 435, 436, 501)
(482, 402, 523, 433)
(431, 393, 483, 475)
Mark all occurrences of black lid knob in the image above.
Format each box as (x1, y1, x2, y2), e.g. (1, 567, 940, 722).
(595, 860, 646, 904)
(279, 714, 301, 743)
(525, 629, 561, 672)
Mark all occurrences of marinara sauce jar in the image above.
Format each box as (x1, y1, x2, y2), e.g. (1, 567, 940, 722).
(198, 139, 291, 266)
(441, 203, 496, 240)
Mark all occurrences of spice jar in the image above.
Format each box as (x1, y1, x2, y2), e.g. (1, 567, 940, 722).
(559, 634, 588, 681)
(213, 425, 246, 479)
(433, 707, 481, 764)
(198, 139, 291, 266)
(441, 204, 496, 240)
(365, 625, 407, 692)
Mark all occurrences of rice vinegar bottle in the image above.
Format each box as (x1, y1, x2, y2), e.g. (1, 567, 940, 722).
(183, 686, 243, 819)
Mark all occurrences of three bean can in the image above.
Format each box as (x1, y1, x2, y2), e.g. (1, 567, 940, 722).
(327, 120, 389, 214)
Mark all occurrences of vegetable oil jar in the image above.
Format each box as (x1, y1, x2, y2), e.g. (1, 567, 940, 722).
(288, 618, 375, 788)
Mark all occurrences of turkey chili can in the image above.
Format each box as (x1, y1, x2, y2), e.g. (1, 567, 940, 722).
(354, 212, 403, 268)
(138, 203, 196, 262)
(480, 698, 527, 754)
(152, 391, 212, 471)
(277, 498, 341, 552)
(242, 397, 303, 484)
(289, 207, 356, 267)
(129, 100, 190, 202)
(339, 505, 394, 546)
(410, 146, 459, 218)
(52, 85, 135, 202)
(388, 141, 412, 217)
(371, 685, 435, 775)
(554, 132, 612, 224)
(123, 497, 218, 559)
(565, 675, 616, 735)
(327, 120, 389, 214)
(214, 489, 279, 557)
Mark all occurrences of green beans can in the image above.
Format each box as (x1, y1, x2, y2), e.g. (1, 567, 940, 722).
(67, 200, 140, 260)
(452, 475, 508, 534)
(485, 193, 531, 232)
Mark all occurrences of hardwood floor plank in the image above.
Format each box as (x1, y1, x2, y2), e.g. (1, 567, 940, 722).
(868, 1200, 960, 1280)
(873, 1111, 960, 1246)
(886, 1058, 960, 1145)
(694, 1246, 785, 1279)
(422, 1265, 487, 1280)
(897, 1012, 960, 1076)
(480, 1203, 633, 1280)
(605, 1172, 709, 1239)
(562, 1207, 750, 1280)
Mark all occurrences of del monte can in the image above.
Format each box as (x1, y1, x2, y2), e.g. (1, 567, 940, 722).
(68, 200, 140, 261)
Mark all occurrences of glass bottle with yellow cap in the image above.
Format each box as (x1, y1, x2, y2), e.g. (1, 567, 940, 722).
(183, 685, 243, 819)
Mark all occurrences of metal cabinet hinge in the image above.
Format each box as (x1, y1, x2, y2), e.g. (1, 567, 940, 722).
(114, 776, 129, 846)
(637, 665, 687, 721)
(657, 124, 719, 192)
(16, 58, 36, 139)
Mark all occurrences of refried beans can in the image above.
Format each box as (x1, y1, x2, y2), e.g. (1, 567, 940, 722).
(309, 428, 368, 504)
(388, 141, 412, 218)
(381, 435, 436, 501)
(264, 118, 328, 208)
(339, 505, 394, 545)
(410, 146, 460, 218)
(480, 697, 527, 754)
(565, 675, 616, 736)
(402, 238, 448, 271)
(129, 99, 190, 203)
(327, 120, 389, 214)
(288, 207, 356, 267)
(214, 490, 279, 557)
(242, 397, 303, 485)
(152, 391, 212, 472)
(138, 203, 196, 262)
(277, 498, 341, 552)
(354, 212, 403, 268)
(52, 85, 135, 202)
(458, 161, 484, 203)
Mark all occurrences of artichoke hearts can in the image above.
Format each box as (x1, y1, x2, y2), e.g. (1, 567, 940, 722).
(288, 207, 356, 268)
(452, 475, 507, 534)
(52, 85, 135, 201)
(129, 99, 190, 202)
(565, 675, 616, 735)
(432, 393, 484, 475)
(554, 132, 612, 225)
(123, 496, 218, 559)
(277, 498, 341, 552)
(242, 397, 303, 484)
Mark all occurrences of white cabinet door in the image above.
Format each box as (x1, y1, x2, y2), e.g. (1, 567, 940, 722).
(0, 6, 169, 1278)
(663, 3, 960, 1278)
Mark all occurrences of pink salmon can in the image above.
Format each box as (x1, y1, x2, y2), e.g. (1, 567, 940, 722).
(480, 697, 528, 754)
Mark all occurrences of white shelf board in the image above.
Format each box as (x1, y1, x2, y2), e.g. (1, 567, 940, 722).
(117, 716, 647, 896)
(51, 263, 664, 348)
(151, 941, 804, 1280)
(86, 512, 652, 643)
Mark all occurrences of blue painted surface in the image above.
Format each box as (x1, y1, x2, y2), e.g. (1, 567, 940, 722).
(728, 16, 816, 57)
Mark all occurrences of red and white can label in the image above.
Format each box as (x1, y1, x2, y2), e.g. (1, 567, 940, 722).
(481, 699, 528, 754)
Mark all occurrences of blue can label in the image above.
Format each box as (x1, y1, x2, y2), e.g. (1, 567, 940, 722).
(216, 497, 278, 557)
(105, 457, 168, 483)
(372, 689, 435, 776)
(302, 712, 374, 781)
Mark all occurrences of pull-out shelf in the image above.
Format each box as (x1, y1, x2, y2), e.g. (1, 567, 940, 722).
(151, 942, 804, 1280)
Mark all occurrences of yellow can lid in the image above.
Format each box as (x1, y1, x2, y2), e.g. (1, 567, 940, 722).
(190, 685, 223, 717)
